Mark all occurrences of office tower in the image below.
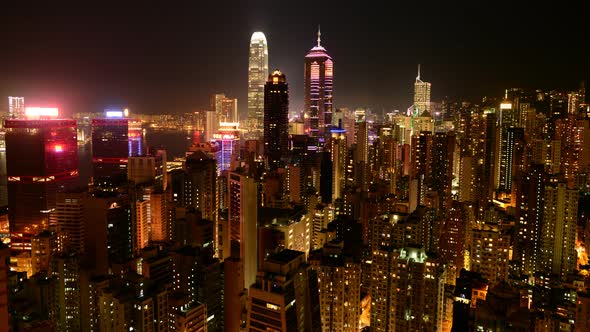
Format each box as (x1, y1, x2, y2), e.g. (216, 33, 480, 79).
(51, 191, 86, 254)
(0, 243, 8, 332)
(470, 224, 510, 284)
(128, 119, 144, 157)
(52, 253, 81, 331)
(228, 171, 258, 288)
(8, 96, 24, 119)
(214, 122, 240, 174)
(205, 110, 219, 142)
(309, 242, 361, 332)
(248, 32, 269, 136)
(246, 249, 320, 332)
(515, 164, 546, 276)
(304, 27, 334, 140)
(371, 246, 445, 332)
(330, 126, 347, 201)
(541, 180, 578, 278)
(413, 65, 431, 114)
(128, 149, 167, 188)
(5, 111, 78, 253)
(92, 114, 129, 189)
(185, 150, 217, 222)
(211, 93, 238, 123)
(355, 121, 369, 191)
(264, 69, 289, 171)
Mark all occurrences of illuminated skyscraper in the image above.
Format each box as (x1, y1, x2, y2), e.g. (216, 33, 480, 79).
(211, 93, 238, 123)
(214, 122, 240, 175)
(413, 65, 431, 114)
(304, 27, 334, 140)
(330, 127, 347, 202)
(91, 112, 129, 190)
(5, 109, 78, 253)
(264, 69, 289, 171)
(248, 31, 269, 136)
(8, 96, 24, 119)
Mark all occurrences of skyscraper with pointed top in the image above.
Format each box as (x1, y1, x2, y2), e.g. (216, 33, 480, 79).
(248, 32, 269, 137)
(413, 64, 431, 114)
(304, 26, 334, 142)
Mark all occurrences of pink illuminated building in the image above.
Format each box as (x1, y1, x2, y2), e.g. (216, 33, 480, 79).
(304, 27, 333, 143)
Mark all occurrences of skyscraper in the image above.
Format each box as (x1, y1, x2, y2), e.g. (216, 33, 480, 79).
(248, 31, 269, 137)
(213, 122, 240, 175)
(210, 93, 238, 123)
(184, 150, 217, 223)
(91, 114, 129, 190)
(304, 27, 334, 140)
(541, 180, 578, 278)
(264, 69, 289, 171)
(413, 65, 431, 114)
(8, 96, 24, 119)
(5, 110, 78, 253)
(228, 171, 258, 288)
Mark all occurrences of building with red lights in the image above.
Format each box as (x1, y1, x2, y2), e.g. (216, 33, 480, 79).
(5, 118, 78, 253)
(91, 118, 129, 189)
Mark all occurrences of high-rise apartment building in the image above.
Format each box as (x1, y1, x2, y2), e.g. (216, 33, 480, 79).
(541, 180, 578, 278)
(330, 127, 347, 202)
(309, 242, 361, 332)
(304, 28, 334, 140)
(246, 249, 320, 332)
(470, 224, 510, 284)
(264, 69, 289, 171)
(248, 32, 269, 136)
(185, 150, 217, 222)
(371, 246, 445, 332)
(228, 171, 258, 288)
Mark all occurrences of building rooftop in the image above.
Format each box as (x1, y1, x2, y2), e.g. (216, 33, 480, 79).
(266, 249, 304, 265)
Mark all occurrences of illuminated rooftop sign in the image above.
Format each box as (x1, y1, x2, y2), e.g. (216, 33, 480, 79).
(25, 107, 59, 118)
(106, 110, 124, 118)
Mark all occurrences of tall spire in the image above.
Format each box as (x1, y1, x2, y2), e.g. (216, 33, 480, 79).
(317, 25, 321, 47)
(416, 64, 421, 81)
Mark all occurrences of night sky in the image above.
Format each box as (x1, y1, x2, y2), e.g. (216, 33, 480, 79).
(0, 2, 587, 118)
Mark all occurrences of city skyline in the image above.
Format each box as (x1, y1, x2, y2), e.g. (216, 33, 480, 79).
(0, 3, 587, 117)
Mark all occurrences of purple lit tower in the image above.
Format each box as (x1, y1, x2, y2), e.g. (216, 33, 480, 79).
(304, 27, 333, 146)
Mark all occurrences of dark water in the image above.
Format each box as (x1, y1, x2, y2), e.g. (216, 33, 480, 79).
(77, 129, 194, 187)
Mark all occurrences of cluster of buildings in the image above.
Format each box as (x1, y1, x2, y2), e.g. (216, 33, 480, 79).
(0, 27, 589, 332)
